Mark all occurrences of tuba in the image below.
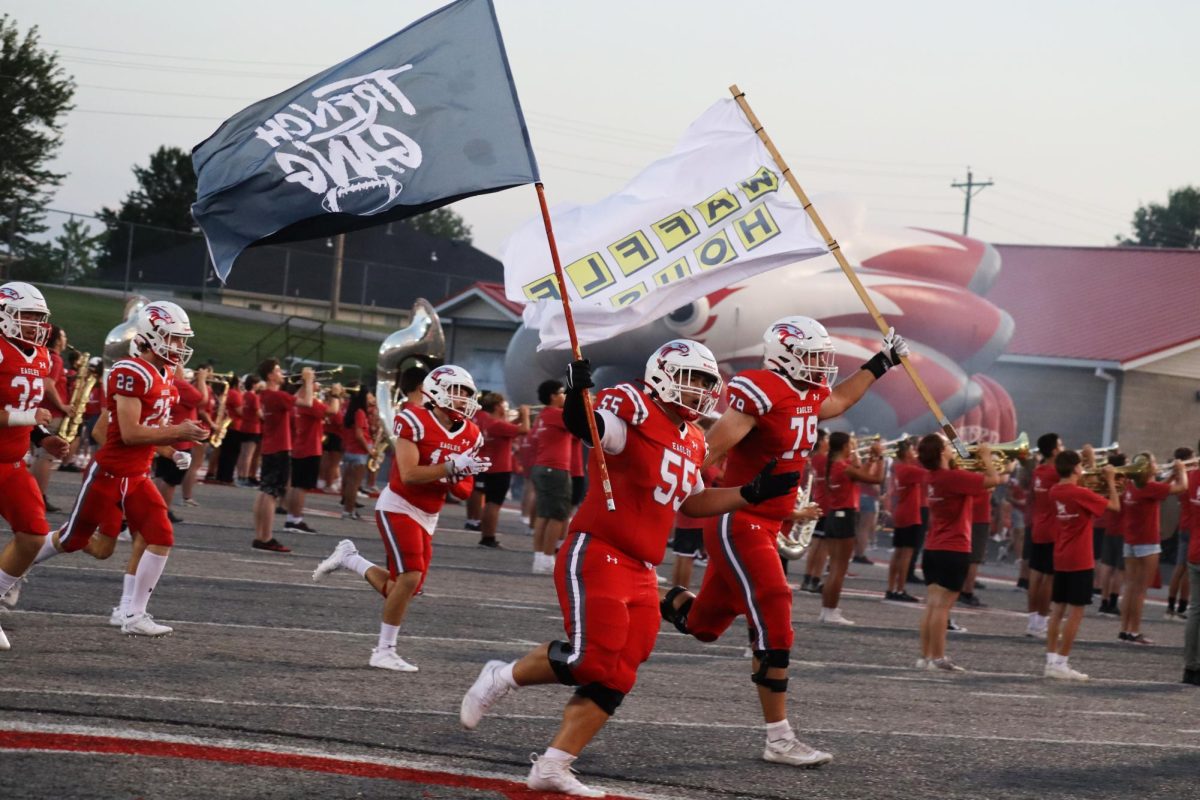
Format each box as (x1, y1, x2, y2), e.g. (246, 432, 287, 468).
(376, 299, 446, 446)
(777, 473, 818, 560)
(103, 295, 150, 373)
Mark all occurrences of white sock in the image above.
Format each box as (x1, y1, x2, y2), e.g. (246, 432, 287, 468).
(344, 554, 374, 578)
(1045, 652, 1056, 665)
(0, 568, 20, 597)
(766, 719, 794, 742)
(126, 552, 169, 617)
(119, 574, 136, 609)
(286, 515, 302, 524)
(541, 747, 574, 764)
(377, 622, 400, 651)
(1058, 655, 1069, 667)
(34, 536, 59, 565)
(498, 661, 519, 688)
(1028, 612, 1039, 625)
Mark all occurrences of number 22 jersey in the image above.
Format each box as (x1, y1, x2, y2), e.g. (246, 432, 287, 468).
(96, 357, 175, 477)
(570, 383, 707, 565)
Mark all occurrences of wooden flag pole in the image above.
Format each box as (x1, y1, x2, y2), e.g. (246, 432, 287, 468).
(534, 182, 617, 511)
(728, 85, 969, 456)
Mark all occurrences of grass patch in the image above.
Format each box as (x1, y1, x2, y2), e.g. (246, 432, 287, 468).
(38, 286, 380, 377)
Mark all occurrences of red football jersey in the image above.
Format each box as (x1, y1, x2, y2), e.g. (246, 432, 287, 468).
(389, 404, 483, 515)
(97, 357, 174, 477)
(0, 337, 51, 462)
(1030, 462, 1061, 544)
(571, 383, 707, 565)
(1049, 482, 1109, 572)
(722, 369, 829, 521)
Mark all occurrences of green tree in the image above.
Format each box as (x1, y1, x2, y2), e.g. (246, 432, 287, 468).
(96, 145, 198, 272)
(10, 215, 103, 284)
(1117, 186, 1200, 249)
(404, 206, 473, 243)
(0, 15, 75, 275)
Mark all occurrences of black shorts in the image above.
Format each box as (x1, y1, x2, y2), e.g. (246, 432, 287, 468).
(893, 524, 921, 549)
(922, 549, 970, 592)
(571, 475, 586, 507)
(1100, 535, 1125, 570)
(153, 454, 185, 487)
(259, 451, 291, 497)
(290, 455, 320, 490)
(1092, 528, 1105, 563)
(823, 509, 857, 540)
(242, 432, 262, 445)
(970, 522, 989, 564)
(1029, 541, 1055, 574)
(480, 471, 512, 505)
(322, 432, 343, 453)
(672, 527, 704, 558)
(1053, 568, 1094, 606)
(812, 516, 827, 539)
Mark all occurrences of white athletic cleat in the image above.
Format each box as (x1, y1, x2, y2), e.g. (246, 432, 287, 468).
(460, 659, 513, 730)
(762, 737, 833, 768)
(1, 577, 24, 608)
(1044, 663, 1089, 681)
(527, 754, 606, 797)
(930, 657, 966, 673)
(819, 607, 856, 626)
(369, 647, 418, 672)
(313, 539, 357, 581)
(108, 606, 126, 627)
(121, 613, 173, 637)
(0, 623, 10, 650)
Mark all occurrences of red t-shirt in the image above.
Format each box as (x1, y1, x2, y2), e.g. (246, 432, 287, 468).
(1179, 468, 1198, 534)
(1049, 482, 1109, 572)
(1098, 506, 1121, 537)
(170, 378, 204, 451)
(825, 458, 860, 511)
(925, 468, 986, 553)
(532, 406, 571, 471)
(259, 389, 296, 455)
(1121, 480, 1171, 546)
(1031, 462, 1061, 544)
(971, 488, 993, 525)
(342, 408, 370, 455)
(84, 383, 103, 418)
(1187, 470, 1200, 563)
(892, 461, 926, 528)
(225, 387, 244, 433)
(477, 413, 522, 473)
(810, 453, 829, 512)
(39, 351, 65, 417)
(240, 391, 261, 435)
(292, 399, 327, 459)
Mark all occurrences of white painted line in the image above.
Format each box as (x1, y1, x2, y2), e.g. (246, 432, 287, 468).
(970, 692, 1043, 699)
(880, 676, 952, 684)
(482, 603, 552, 611)
(1071, 710, 1148, 718)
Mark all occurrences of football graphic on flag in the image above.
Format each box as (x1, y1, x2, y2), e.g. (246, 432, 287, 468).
(322, 176, 402, 215)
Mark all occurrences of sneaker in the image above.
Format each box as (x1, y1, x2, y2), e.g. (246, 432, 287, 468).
(1165, 609, 1176, 619)
(1183, 668, 1200, 686)
(930, 657, 965, 673)
(527, 754, 606, 797)
(167, 511, 183, 524)
(958, 593, 985, 608)
(43, 497, 61, 514)
(819, 608, 855, 626)
(1118, 631, 1131, 642)
(369, 647, 418, 672)
(182, 497, 200, 507)
(313, 539, 357, 581)
(947, 619, 968, 633)
(1126, 633, 1154, 646)
(460, 659, 513, 730)
(251, 538, 291, 553)
(1045, 663, 1089, 681)
(884, 591, 898, 601)
(915, 657, 929, 669)
(477, 537, 502, 549)
(340, 510, 363, 521)
(0, 623, 9, 650)
(1, 577, 24, 609)
(1016, 577, 1029, 590)
(851, 555, 873, 565)
(802, 580, 822, 594)
(283, 520, 317, 533)
(532, 553, 555, 574)
(121, 613, 173, 637)
(896, 591, 921, 603)
(274, 506, 286, 515)
(464, 520, 482, 531)
(108, 605, 126, 627)
(1025, 622, 1045, 639)
(762, 737, 833, 768)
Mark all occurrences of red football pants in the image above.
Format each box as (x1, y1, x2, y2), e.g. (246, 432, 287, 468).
(59, 462, 173, 551)
(375, 510, 433, 595)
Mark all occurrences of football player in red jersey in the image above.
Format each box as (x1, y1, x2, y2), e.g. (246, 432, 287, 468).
(33, 301, 208, 637)
(457, 340, 799, 797)
(0, 282, 70, 650)
(313, 365, 489, 672)
(661, 316, 909, 768)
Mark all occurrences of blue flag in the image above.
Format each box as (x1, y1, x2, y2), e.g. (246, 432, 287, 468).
(192, 0, 539, 281)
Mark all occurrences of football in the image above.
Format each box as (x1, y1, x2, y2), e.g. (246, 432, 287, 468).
(322, 175, 402, 215)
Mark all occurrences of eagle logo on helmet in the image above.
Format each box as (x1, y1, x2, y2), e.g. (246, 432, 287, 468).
(429, 366, 456, 382)
(657, 341, 691, 365)
(774, 323, 807, 350)
(0, 287, 22, 302)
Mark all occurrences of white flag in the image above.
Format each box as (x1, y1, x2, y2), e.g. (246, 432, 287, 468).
(503, 99, 829, 349)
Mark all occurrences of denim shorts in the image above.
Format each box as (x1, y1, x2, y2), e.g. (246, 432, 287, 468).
(1123, 542, 1162, 558)
(342, 452, 369, 466)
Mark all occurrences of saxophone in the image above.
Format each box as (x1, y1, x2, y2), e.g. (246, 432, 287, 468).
(776, 472, 818, 560)
(58, 352, 96, 445)
(209, 381, 234, 447)
(366, 425, 389, 473)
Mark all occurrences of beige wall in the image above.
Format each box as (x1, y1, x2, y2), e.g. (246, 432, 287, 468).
(1116, 371, 1200, 459)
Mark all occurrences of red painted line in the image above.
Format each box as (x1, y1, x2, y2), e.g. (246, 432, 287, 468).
(0, 730, 643, 800)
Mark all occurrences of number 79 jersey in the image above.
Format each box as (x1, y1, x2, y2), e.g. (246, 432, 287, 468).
(569, 383, 707, 565)
(722, 368, 830, 521)
(96, 356, 175, 477)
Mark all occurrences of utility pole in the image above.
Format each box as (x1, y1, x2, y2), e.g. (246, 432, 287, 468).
(329, 234, 345, 322)
(951, 167, 993, 236)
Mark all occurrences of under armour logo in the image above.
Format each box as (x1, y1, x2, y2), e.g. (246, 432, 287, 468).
(606, 554, 618, 564)
(750, 524, 761, 531)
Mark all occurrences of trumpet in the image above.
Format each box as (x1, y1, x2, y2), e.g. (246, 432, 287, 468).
(1081, 442, 1120, 468)
(507, 403, 543, 423)
(954, 432, 1030, 471)
(58, 351, 96, 445)
(852, 434, 881, 458)
(1082, 456, 1154, 492)
(777, 473, 818, 560)
(1156, 457, 1199, 480)
(287, 366, 343, 384)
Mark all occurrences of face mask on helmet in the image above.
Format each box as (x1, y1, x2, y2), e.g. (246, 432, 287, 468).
(763, 318, 838, 387)
(138, 303, 194, 366)
(0, 282, 51, 348)
(645, 339, 723, 422)
(423, 366, 480, 420)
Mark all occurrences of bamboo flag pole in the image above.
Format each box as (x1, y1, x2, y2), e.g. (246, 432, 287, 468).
(534, 182, 617, 511)
(729, 85, 969, 457)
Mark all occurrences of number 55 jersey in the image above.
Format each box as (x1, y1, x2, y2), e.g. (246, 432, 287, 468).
(569, 383, 707, 565)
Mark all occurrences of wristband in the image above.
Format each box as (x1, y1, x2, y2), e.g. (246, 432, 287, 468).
(861, 352, 891, 380)
(6, 409, 38, 427)
(30, 424, 51, 446)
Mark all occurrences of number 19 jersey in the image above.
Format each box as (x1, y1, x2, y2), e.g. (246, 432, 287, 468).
(389, 403, 483, 515)
(97, 357, 175, 477)
(569, 383, 707, 565)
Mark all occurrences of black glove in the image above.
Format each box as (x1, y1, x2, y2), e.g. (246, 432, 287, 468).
(565, 358, 594, 394)
(740, 458, 801, 504)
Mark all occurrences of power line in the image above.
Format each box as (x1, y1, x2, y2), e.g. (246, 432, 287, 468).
(951, 167, 993, 235)
(48, 42, 329, 69)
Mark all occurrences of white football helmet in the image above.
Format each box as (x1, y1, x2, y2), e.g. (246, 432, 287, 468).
(644, 339, 722, 421)
(0, 281, 51, 347)
(135, 301, 194, 366)
(422, 365, 479, 419)
(763, 315, 837, 387)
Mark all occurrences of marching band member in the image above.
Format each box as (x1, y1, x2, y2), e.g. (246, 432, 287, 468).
(32, 323, 71, 510)
(1184, 441, 1200, 685)
(1026, 433, 1064, 638)
(1096, 452, 1128, 614)
(284, 382, 335, 533)
(471, 392, 530, 548)
(458, 341, 797, 796)
(313, 365, 488, 672)
(886, 438, 925, 602)
(800, 429, 830, 593)
(151, 365, 208, 521)
(661, 317, 909, 767)
(1045, 450, 1119, 680)
(212, 374, 243, 485)
(530, 379, 572, 574)
(916, 435, 1001, 671)
(820, 432, 884, 625)
(1119, 452, 1187, 644)
(959, 477, 996, 608)
(251, 361, 314, 551)
(1166, 447, 1194, 619)
(236, 373, 262, 486)
(338, 386, 372, 519)
(179, 366, 214, 506)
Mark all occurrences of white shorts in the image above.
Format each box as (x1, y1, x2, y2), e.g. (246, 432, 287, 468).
(1123, 543, 1162, 558)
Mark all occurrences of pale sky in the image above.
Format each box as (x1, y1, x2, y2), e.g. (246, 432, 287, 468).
(10, 0, 1199, 257)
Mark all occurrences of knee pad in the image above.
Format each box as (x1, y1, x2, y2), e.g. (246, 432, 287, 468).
(660, 586, 693, 635)
(547, 640, 578, 686)
(575, 682, 625, 716)
(751, 649, 790, 693)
